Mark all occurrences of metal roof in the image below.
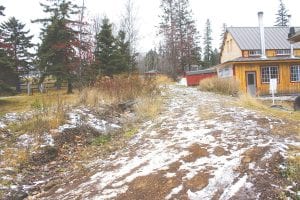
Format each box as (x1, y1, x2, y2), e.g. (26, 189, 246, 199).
(186, 67, 217, 75)
(228, 27, 300, 50)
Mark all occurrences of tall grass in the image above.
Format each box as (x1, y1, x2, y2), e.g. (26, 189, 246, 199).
(79, 75, 160, 106)
(199, 77, 240, 96)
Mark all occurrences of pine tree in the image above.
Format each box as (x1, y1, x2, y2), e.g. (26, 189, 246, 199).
(159, 0, 200, 77)
(211, 48, 220, 66)
(0, 17, 34, 92)
(203, 19, 213, 68)
(0, 5, 5, 16)
(34, 0, 82, 93)
(0, 6, 18, 94)
(114, 30, 131, 74)
(94, 17, 117, 76)
(220, 23, 227, 46)
(275, 0, 289, 27)
(144, 49, 159, 71)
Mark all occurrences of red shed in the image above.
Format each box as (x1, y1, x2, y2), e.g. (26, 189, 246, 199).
(185, 68, 217, 86)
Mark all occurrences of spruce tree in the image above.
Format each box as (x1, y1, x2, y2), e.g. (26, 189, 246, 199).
(114, 30, 131, 74)
(144, 49, 159, 71)
(203, 19, 213, 68)
(0, 17, 34, 92)
(275, 0, 289, 27)
(94, 17, 117, 76)
(159, 0, 200, 77)
(34, 0, 82, 93)
(0, 5, 5, 16)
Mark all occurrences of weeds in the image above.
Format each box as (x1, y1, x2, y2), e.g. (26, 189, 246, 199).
(124, 128, 138, 138)
(91, 135, 111, 146)
(199, 77, 240, 96)
(134, 96, 163, 120)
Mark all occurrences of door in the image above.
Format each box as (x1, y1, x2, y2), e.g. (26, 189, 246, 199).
(246, 72, 256, 96)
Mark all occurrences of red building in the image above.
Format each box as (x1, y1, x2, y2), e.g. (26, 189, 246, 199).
(185, 68, 217, 86)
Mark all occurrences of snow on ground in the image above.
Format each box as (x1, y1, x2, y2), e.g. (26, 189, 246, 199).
(58, 108, 121, 134)
(31, 85, 300, 199)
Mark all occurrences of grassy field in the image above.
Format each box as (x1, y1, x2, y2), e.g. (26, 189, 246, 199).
(0, 90, 78, 116)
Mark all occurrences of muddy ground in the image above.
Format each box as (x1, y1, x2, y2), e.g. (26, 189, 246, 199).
(1, 85, 300, 200)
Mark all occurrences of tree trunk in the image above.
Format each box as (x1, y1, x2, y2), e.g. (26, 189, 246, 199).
(67, 78, 73, 94)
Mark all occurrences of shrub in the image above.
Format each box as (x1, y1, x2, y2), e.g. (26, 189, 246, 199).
(199, 77, 240, 96)
(79, 74, 160, 106)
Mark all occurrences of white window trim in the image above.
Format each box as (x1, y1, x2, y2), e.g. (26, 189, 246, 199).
(290, 65, 300, 82)
(261, 66, 279, 84)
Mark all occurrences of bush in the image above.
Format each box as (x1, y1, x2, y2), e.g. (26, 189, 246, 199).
(0, 82, 15, 96)
(199, 77, 240, 96)
(79, 74, 160, 106)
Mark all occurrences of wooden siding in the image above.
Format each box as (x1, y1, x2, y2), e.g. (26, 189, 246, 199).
(221, 33, 242, 63)
(234, 62, 300, 95)
(186, 73, 216, 86)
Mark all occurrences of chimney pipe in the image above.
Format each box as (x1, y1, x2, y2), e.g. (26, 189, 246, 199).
(258, 12, 266, 59)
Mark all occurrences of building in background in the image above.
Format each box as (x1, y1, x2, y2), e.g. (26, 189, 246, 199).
(217, 12, 300, 96)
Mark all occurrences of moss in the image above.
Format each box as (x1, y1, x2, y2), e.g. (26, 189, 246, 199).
(91, 135, 111, 146)
(124, 128, 138, 138)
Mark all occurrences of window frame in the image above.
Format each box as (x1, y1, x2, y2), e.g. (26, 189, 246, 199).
(260, 65, 280, 84)
(276, 49, 291, 56)
(249, 50, 261, 57)
(290, 65, 300, 82)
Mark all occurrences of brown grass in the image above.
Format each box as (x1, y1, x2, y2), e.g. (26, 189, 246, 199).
(238, 93, 300, 122)
(0, 90, 77, 116)
(134, 96, 163, 120)
(199, 77, 240, 96)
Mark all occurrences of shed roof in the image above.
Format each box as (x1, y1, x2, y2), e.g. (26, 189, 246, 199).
(228, 27, 300, 50)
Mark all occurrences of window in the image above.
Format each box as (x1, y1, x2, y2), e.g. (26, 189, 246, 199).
(276, 49, 291, 56)
(261, 66, 279, 83)
(249, 50, 261, 57)
(290, 65, 300, 82)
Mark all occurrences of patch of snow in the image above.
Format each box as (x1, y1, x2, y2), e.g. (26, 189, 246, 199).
(177, 78, 187, 86)
(219, 174, 248, 200)
(41, 133, 55, 147)
(0, 121, 6, 128)
(164, 172, 176, 178)
(165, 185, 183, 200)
(17, 134, 34, 148)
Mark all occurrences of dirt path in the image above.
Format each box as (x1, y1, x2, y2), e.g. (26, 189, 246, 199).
(37, 85, 300, 200)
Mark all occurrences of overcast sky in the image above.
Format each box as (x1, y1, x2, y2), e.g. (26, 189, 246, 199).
(2, 0, 300, 53)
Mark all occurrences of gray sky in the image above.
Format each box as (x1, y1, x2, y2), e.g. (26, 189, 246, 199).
(2, 0, 300, 53)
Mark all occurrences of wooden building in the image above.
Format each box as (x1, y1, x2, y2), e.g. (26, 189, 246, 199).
(185, 68, 217, 86)
(217, 12, 300, 96)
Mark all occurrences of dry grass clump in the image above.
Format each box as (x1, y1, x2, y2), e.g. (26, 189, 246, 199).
(238, 93, 300, 122)
(199, 77, 240, 96)
(134, 96, 163, 120)
(79, 74, 160, 106)
(153, 75, 174, 85)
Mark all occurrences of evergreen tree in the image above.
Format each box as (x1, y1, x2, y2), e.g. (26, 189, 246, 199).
(144, 49, 159, 71)
(275, 0, 289, 27)
(114, 30, 131, 74)
(159, 0, 200, 77)
(0, 5, 5, 16)
(94, 17, 117, 76)
(34, 0, 82, 93)
(203, 19, 213, 68)
(0, 17, 34, 92)
(210, 48, 220, 66)
(220, 23, 227, 46)
(0, 6, 19, 94)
